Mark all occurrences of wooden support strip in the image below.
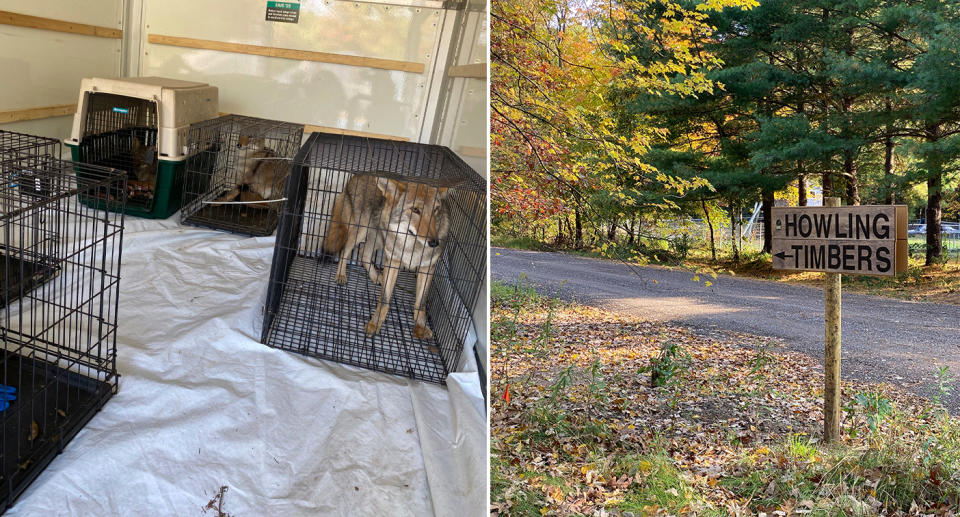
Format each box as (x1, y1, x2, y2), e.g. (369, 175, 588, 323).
(303, 123, 409, 142)
(149, 34, 425, 74)
(458, 145, 485, 158)
(447, 63, 486, 79)
(0, 11, 121, 39)
(218, 112, 409, 142)
(0, 104, 76, 124)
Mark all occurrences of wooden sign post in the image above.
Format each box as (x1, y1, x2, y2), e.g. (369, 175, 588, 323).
(771, 200, 908, 443)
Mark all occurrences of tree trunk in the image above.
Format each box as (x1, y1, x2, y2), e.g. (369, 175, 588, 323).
(762, 189, 774, 254)
(797, 101, 808, 207)
(798, 165, 807, 207)
(884, 110, 895, 204)
(606, 218, 618, 241)
(823, 171, 834, 199)
(628, 218, 636, 245)
(729, 204, 740, 262)
(844, 152, 860, 206)
(926, 125, 943, 265)
(574, 206, 582, 247)
(702, 199, 716, 261)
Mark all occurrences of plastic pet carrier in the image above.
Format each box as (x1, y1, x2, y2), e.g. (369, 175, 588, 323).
(0, 136, 125, 511)
(65, 76, 219, 219)
(262, 132, 486, 384)
(180, 114, 304, 236)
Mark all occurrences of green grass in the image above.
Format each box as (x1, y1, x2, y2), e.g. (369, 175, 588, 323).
(491, 278, 539, 306)
(614, 453, 723, 515)
(492, 278, 960, 515)
(491, 233, 551, 251)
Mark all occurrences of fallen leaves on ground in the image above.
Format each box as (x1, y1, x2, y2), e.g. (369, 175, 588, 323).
(491, 291, 960, 516)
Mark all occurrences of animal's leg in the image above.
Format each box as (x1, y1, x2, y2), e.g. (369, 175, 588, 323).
(365, 259, 400, 335)
(336, 225, 364, 285)
(412, 266, 436, 340)
(216, 187, 241, 202)
(360, 237, 381, 285)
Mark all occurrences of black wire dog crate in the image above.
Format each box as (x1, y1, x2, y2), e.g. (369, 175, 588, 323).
(0, 147, 125, 511)
(0, 131, 60, 163)
(180, 115, 304, 236)
(262, 133, 486, 384)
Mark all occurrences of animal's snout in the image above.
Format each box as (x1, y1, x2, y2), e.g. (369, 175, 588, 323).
(428, 239, 440, 248)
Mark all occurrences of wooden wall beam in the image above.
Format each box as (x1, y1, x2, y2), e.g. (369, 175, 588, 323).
(217, 112, 409, 142)
(304, 124, 410, 142)
(448, 63, 486, 79)
(149, 34, 425, 74)
(0, 104, 77, 124)
(458, 145, 485, 158)
(0, 11, 121, 39)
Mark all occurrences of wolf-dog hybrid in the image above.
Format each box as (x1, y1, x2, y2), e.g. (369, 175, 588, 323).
(323, 173, 451, 340)
(130, 136, 158, 185)
(217, 135, 289, 204)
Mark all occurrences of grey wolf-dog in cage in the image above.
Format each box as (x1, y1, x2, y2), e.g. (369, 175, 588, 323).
(180, 115, 304, 236)
(262, 133, 486, 384)
(0, 134, 125, 511)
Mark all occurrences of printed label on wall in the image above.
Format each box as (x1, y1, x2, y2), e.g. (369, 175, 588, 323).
(265, 1, 300, 23)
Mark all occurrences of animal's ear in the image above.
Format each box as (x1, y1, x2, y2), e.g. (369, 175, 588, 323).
(437, 186, 451, 199)
(131, 136, 143, 152)
(376, 177, 403, 198)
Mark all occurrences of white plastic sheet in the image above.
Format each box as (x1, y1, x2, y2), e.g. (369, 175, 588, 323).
(6, 217, 487, 516)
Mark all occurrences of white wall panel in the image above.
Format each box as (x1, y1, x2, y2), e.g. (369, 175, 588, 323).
(0, 1, 122, 143)
(430, 10, 486, 176)
(2, 0, 122, 28)
(140, 0, 444, 140)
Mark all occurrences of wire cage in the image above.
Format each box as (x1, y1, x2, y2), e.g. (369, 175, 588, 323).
(0, 145, 125, 510)
(262, 132, 486, 384)
(0, 131, 61, 163)
(180, 115, 304, 236)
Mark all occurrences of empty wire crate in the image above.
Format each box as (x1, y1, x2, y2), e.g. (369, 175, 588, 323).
(0, 141, 125, 510)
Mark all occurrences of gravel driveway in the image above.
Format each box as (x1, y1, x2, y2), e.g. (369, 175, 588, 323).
(492, 247, 960, 409)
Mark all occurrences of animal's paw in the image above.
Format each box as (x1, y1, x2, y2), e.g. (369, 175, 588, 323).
(413, 324, 433, 341)
(365, 319, 381, 335)
(367, 270, 381, 285)
(335, 271, 347, 285)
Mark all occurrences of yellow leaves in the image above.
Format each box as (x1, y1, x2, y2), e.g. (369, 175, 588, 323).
(547, 485, 564, 503)
(705, 281, 713, 287)
(637, 459, 653, 474)
(696, 0, 759, 12)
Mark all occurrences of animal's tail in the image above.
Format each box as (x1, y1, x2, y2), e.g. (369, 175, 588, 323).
(323, 194, 349, 254)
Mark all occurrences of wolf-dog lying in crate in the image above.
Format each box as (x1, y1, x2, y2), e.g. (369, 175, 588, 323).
(216, 135, 289, 207)
(323, 173, 450, 340)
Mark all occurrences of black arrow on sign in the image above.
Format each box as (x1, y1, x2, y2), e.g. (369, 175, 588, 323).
(774, 251, 791, 260)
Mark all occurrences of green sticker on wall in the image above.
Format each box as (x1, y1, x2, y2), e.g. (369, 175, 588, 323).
(266, 1, 300, 23)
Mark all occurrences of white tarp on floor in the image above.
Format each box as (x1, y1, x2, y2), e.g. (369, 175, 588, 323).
(6, 216, 486, 516)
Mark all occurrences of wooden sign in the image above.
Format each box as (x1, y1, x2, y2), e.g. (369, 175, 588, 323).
(771, 205, 908, 276)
